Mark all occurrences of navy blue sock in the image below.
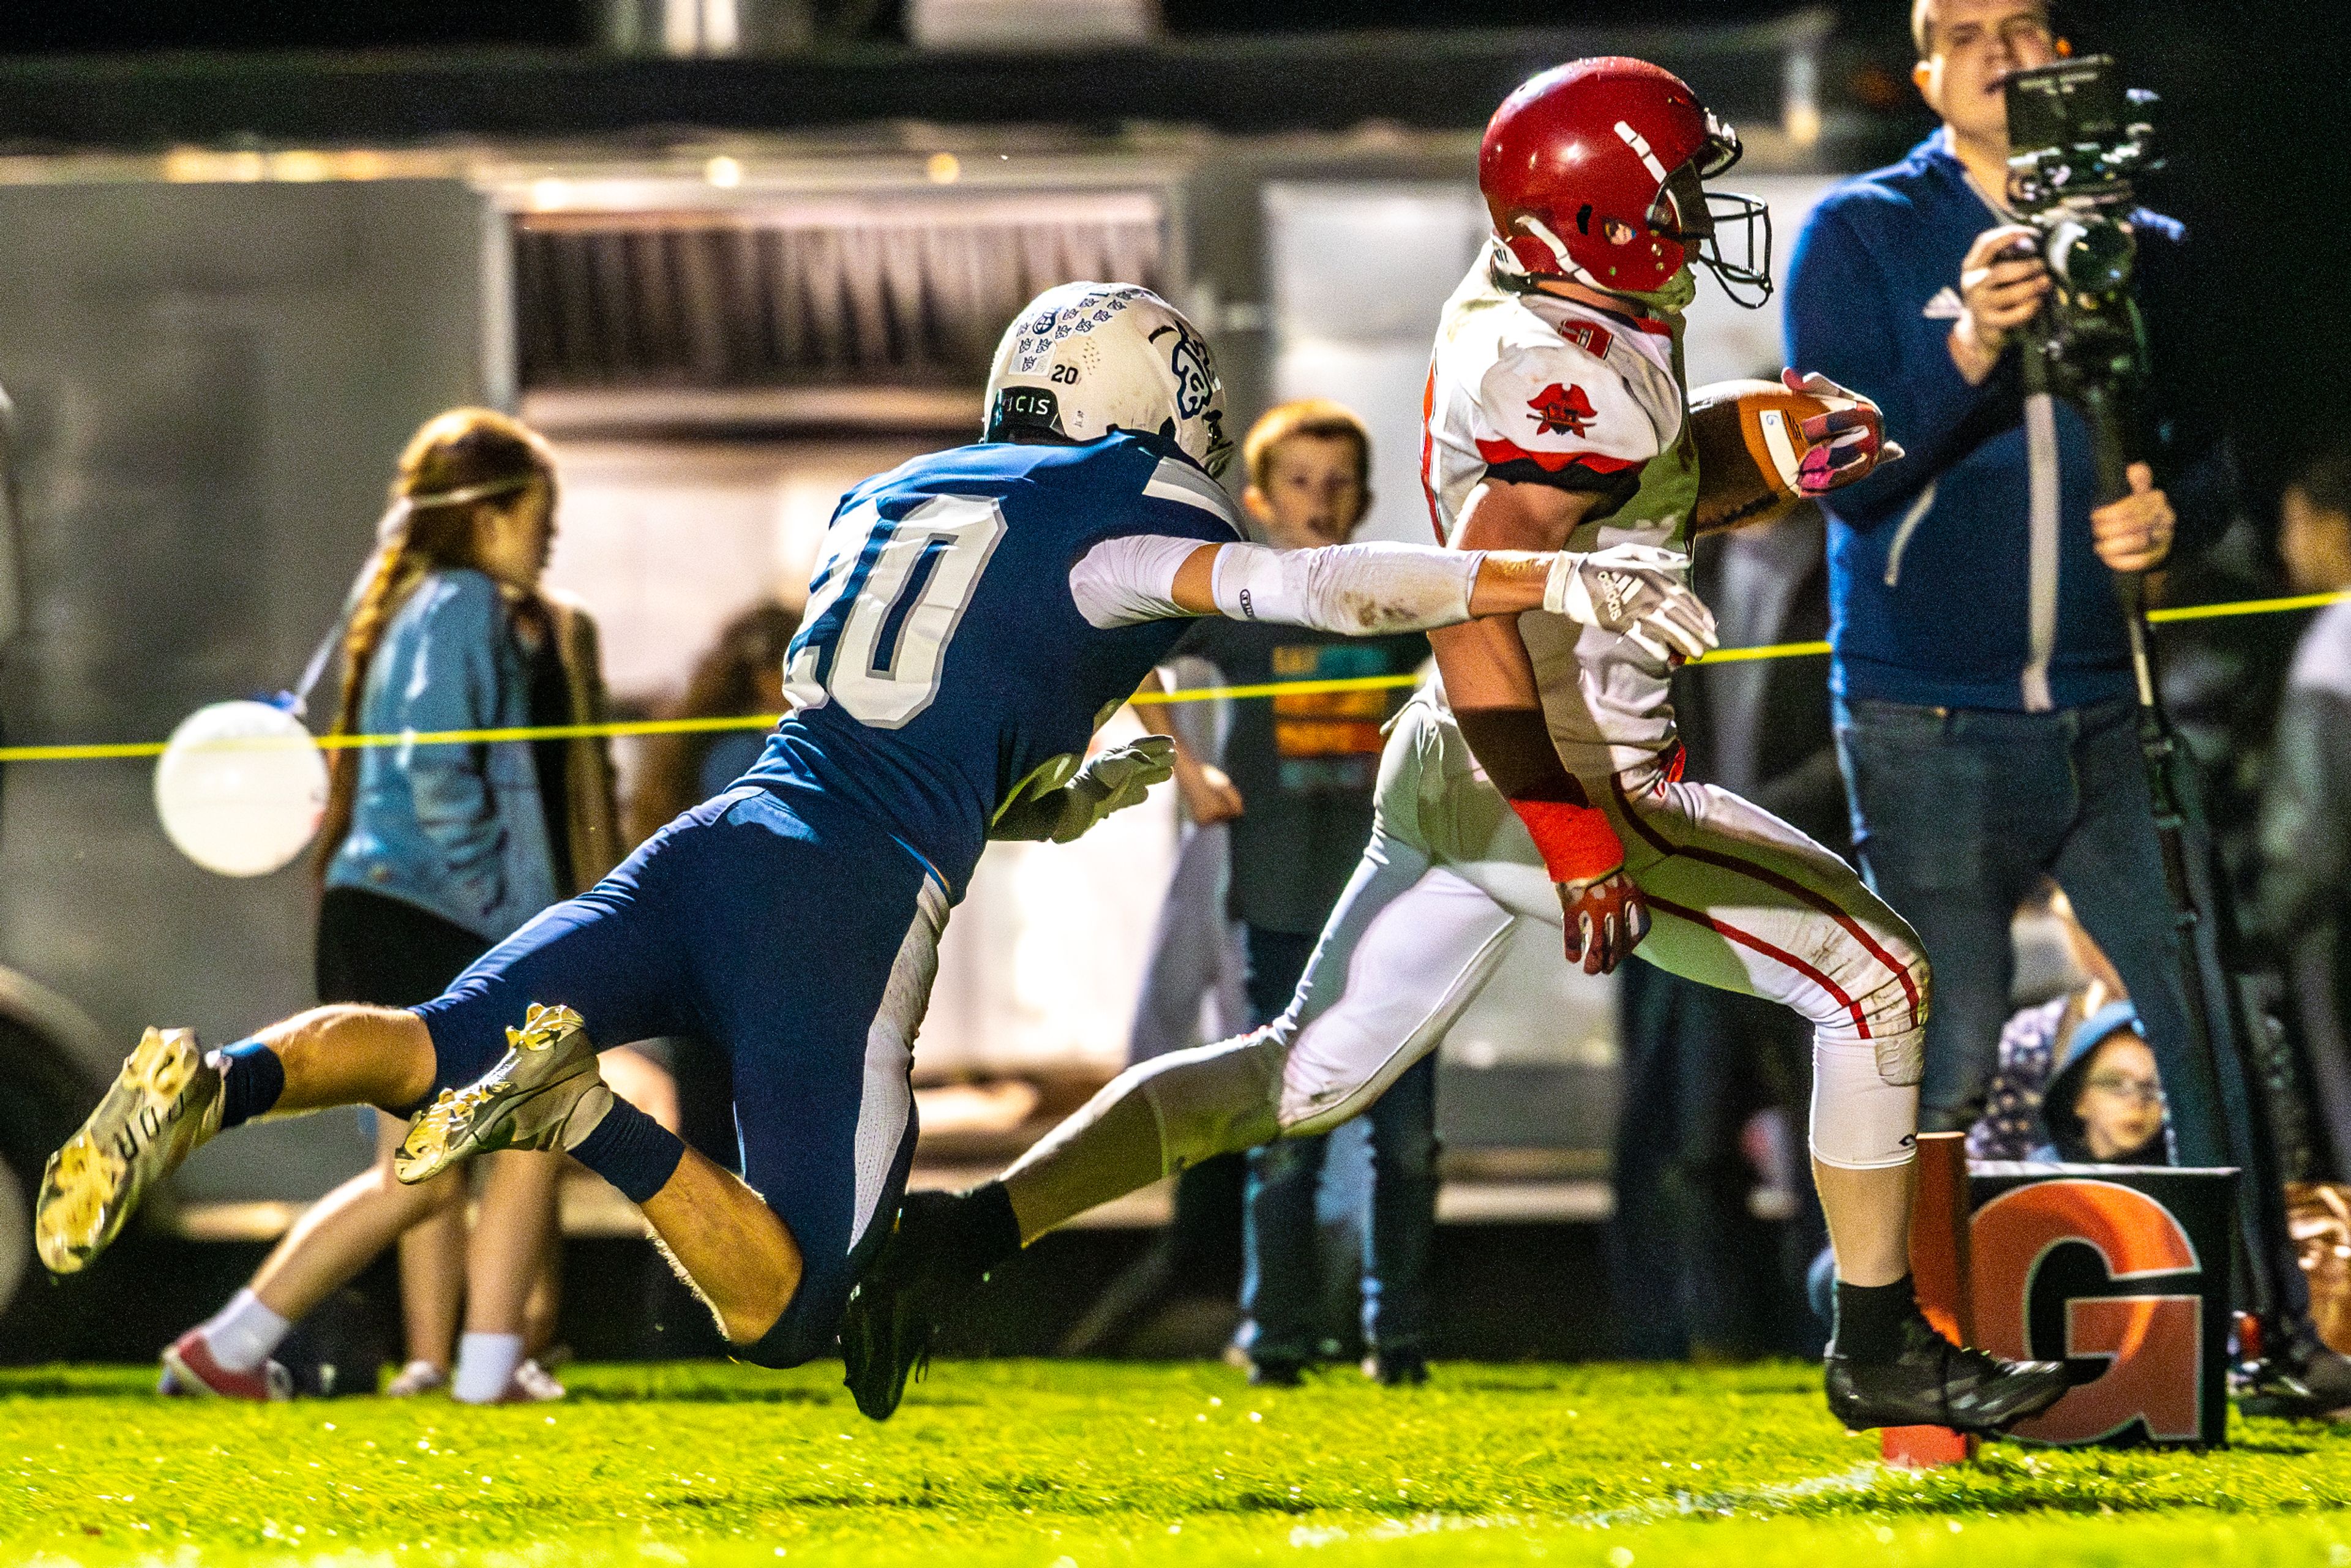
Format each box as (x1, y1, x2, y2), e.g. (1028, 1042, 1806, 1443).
(214, 1039, 285, 1130)
(570, 1097, 687, 1205)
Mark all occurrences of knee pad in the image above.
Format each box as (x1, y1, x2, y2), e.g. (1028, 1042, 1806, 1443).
(1810, 1033, 1919, 1171)
(1138, 1030, 1287, 1172)
(1837, 949, 1930, 1089)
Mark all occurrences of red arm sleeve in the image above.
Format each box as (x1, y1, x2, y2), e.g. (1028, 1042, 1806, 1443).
(1452, 705, 1625, 883)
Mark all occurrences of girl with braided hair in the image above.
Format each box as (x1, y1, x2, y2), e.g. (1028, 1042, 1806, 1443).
(159, 408, 623, 1403)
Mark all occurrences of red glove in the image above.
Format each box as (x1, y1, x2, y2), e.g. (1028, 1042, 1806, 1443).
(1456, 709, 1654, 977)
(1507, 797, 1651, 975)
(1781, 369, 1903, 494)
(1561, 868, 1651, 976)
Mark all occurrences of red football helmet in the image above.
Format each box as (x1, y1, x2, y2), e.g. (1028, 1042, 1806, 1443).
(1480, 58, 1772, 307)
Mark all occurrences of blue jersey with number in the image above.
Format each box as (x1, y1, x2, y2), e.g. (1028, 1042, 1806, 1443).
(743, 433, 1241, 898)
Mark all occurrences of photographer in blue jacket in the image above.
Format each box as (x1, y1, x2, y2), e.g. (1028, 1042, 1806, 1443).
(1783, 0, 2233, 1162)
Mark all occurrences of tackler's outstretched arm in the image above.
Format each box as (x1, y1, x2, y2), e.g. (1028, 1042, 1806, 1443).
(1067, 531, 1711, 640)
(1168, 538, 1537, 631)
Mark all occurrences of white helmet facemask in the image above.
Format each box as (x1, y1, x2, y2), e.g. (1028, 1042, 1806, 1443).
(983, 282, 1234, 480)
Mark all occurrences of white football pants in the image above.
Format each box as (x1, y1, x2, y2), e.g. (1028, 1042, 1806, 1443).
(1002, 697, 1928, 1238)
(1273, 695, 1927, 1167)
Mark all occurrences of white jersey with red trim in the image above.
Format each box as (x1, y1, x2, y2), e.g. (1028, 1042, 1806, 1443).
(1420, 246, 1693, 777)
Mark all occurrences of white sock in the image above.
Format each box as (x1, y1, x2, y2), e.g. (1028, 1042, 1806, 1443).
(200, 1289, 290, 1375)
(452, 1332, 525, 1405)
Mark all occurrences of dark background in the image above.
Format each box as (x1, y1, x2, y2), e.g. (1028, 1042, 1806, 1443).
(0, 1, 2341, 502)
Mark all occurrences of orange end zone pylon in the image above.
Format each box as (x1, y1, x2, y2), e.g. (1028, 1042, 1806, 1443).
(1881, 1131, 1979, 1468)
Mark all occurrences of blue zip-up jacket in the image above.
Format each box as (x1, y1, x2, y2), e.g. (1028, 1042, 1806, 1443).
(1786, 129, 2213, 712)
(324, 568, 561, 941)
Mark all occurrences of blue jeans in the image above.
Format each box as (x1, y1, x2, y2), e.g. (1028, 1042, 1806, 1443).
(1833, 694, 2224, 1165)
(1236, 924, 1440, 1364)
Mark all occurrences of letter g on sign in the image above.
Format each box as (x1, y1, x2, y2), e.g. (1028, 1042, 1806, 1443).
(1971, 1179, 2203, 1444)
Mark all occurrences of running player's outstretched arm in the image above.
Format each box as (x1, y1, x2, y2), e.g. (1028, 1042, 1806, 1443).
(1431, 478, 1676, 976)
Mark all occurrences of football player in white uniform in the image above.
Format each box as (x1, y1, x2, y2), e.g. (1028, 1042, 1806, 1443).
(842, 60, 2070, 1436)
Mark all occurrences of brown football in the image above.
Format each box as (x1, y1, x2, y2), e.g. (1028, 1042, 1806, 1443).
(1687, 377, 1834, 536)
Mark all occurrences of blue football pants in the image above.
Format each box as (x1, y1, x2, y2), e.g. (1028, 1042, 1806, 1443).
(414, 785, 942, 1366)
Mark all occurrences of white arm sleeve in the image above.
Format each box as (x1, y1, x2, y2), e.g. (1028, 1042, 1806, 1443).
(1210, 541, 1484, 634)
(1069, 533, 1206, 629)
(1069, 535, 1487, 634)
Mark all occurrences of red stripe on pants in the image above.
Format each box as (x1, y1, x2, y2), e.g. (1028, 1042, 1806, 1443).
(1643, 893, 1873, 1040)
(1611, 775, 1921, 1030)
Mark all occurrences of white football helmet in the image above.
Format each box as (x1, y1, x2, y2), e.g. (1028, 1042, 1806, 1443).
(983, 282, 1233, 479)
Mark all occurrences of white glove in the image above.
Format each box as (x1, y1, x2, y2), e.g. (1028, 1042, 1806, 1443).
(1542, 543, 1718, 662)
(989, 735, 1176, 844)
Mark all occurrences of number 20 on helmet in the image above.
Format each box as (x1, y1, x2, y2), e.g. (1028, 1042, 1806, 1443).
(983, 282, 1234, 479)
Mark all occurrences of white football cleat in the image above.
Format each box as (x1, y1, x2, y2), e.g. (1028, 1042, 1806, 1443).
(37, 1028, 222, 1274)
(396, 1003, 611, 1185)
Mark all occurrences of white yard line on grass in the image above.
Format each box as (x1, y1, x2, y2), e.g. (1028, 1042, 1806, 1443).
(1567, 1463, 1889, 1528)
(1279, 1463, 1891, 1550)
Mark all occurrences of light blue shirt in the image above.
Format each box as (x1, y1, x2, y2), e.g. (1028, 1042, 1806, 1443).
(324, 568, 561, 941)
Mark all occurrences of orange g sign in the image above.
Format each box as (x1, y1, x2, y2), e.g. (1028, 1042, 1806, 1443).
(1968, 1171, 2233, 1446)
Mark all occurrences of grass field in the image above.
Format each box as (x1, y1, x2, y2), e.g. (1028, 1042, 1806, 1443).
(4, 1360, 2350, 1567)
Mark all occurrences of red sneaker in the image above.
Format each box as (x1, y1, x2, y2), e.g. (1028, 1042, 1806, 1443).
(159, 1330, 290, 1401)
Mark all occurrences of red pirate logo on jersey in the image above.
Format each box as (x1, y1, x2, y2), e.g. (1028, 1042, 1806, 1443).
(1527, 383, 1599, 438)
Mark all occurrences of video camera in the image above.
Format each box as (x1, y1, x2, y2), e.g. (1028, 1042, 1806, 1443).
(2002, 55, 2161, 411)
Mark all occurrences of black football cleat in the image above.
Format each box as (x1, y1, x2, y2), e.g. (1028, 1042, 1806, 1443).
(839, 1190, 975, 1422)
(1825, 1316, 2071, 1434)
(2237, 1320, 2351, 1421)
(1247, 1356, 1306, 1389)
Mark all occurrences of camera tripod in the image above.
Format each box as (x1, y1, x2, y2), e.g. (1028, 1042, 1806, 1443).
(2038, 350, 2339, 1406)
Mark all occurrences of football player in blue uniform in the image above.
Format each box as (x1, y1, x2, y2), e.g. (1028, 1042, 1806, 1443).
(35, 283, 1714, 1376)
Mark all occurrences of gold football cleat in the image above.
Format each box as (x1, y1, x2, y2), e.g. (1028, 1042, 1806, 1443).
(396, 1003, 610, 1185)
(36, 1027, 222, 1274)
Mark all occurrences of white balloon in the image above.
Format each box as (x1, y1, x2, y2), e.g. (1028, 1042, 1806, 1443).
(154, 700, 329, 878)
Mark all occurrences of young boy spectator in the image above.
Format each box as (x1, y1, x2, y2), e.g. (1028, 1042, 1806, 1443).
(1182, 400, 1439, 1385)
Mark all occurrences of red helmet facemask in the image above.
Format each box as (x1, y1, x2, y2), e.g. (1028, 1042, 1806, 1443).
(1480, 58, 1774, 309)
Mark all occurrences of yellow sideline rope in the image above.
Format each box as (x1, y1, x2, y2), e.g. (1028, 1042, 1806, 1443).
(0, 590, 2340, 766)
